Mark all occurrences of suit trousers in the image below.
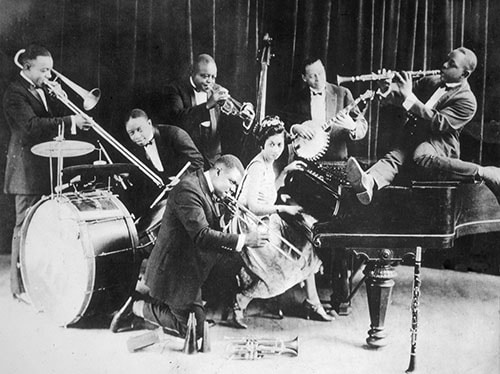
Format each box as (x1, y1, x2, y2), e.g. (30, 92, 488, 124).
(11, 194, 41, 295)
(368, 140, 477, 189)
(142, 290, 205, 339)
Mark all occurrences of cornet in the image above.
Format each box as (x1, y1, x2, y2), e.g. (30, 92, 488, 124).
(337, 69, 441, 85)
(225, 336, 299, 360)
(14, 49, 101, 111)
(212, 84, 255, 131)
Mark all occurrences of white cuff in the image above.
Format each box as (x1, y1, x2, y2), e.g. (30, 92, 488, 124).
(235, 234, 246, 252)
(70, 116, 77, 135)
(402, 93, 418, 111)
(200, 121, 210, 128)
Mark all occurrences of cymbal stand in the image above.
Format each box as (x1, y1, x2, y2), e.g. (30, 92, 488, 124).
(97, 140, 129, 191)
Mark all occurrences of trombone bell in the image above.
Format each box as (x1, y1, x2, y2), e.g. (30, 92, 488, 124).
(83, 88, 101, 111)
(51, 69, 101, 111)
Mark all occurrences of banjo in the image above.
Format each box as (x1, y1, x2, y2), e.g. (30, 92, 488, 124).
(292, 89, 375, 161)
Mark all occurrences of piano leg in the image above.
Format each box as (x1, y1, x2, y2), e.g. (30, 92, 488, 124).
(330, 247, 351, 315)
(364, 257, 396, 348)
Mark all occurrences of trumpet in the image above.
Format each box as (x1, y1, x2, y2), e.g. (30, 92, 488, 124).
(337, 69, 441, 85)
(212, 84, 255, 131)
(14, 48, 165, 188)
(225, 336, 299, 360)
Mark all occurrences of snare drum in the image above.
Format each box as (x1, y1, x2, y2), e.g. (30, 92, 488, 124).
(20, 190, 140, 326)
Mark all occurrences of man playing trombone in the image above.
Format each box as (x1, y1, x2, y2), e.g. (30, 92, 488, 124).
(346, 47, 500, 204)
(162, 54, 255, 168)
(110, 155, 269, 338)
(3, 44, 92, 301)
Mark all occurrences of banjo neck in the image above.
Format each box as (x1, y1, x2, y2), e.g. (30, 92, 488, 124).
(321, 89, 375, 133)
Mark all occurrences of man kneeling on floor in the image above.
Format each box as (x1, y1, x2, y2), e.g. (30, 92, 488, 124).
(110, 154, 269, 338)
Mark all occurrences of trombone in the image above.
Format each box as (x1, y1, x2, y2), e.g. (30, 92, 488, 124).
(337, 69, 441, 85)
(221, 193, 305, 264)
(14, 49, 165, 188)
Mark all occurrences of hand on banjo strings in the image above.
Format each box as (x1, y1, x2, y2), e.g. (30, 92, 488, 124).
(291, 122, 316, 140)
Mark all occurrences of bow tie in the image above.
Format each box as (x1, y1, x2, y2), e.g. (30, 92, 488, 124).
(311, 91, 323, 96)
(143, 138, 155, 147)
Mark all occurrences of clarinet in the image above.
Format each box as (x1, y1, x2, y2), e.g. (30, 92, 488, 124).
(406, 246, 422, 373)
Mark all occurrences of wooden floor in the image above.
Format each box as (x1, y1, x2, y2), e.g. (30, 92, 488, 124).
(1, 254, 499, 374)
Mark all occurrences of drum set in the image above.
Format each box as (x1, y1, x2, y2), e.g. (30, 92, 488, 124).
(14, 49, 167, 327)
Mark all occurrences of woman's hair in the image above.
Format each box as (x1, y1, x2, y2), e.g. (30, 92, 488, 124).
(255, 115, 286, 148)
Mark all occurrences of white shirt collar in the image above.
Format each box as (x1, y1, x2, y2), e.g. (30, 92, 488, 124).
(20, 71, 36, 88)
(203, 171, 215, 194)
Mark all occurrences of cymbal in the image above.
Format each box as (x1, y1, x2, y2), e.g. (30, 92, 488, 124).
(62, 163, 139, 180)
(31, 140, 95, 158)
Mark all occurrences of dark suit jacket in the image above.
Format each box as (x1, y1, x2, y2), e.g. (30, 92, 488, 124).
(144, 169, 240, 307)
(163, 80, 223, 167)
(282, 82, 367, 161)
(3, 76, 73, 195)
(124, 124, 205, 218)
(405, 76, 477, 158)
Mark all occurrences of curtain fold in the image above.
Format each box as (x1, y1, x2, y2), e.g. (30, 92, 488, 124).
(0, 0, 497, 162)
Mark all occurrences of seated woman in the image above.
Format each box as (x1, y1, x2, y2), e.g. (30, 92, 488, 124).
(227, 115, 333, 328)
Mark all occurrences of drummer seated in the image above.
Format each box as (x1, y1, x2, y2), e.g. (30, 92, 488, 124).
(121, 108, 204, 219)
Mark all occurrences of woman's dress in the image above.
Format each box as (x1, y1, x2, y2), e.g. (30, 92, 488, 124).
(235, 155, 321, 299)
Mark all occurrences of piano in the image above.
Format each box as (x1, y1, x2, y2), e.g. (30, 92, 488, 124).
(286, 170, 500, 348)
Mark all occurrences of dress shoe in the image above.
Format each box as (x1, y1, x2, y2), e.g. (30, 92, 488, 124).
(302, 300, 334, 322)
(222, 302, 248, 329)
(479, 166, 500, 203)
(110, 296, 143, 333)
(346, 157, 374, 205)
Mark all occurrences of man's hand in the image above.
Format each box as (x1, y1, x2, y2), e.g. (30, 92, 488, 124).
(165, 176, 180, 191)
(291, 122, 316, 140)
(206, 86, 229, 110)
(239, 102, 255, 123)
(280, 205, 303, 216)
(73, 114, 93, 131)
(391, 71, 413, 99)
(333, 112, 356, 131)
(244, 228, 269, 248)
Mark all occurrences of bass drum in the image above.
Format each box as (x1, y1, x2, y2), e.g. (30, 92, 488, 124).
(20, 190, 140, 326)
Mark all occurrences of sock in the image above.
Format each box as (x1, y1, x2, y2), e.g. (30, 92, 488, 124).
(133, 300, 145, 318)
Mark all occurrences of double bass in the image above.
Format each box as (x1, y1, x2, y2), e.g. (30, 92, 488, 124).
(240, 34, 273, 165)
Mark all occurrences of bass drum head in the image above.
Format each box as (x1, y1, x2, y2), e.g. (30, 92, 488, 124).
(20, 193, 138, 326)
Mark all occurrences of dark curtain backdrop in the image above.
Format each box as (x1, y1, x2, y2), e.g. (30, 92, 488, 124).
(0, 0, 498, 253)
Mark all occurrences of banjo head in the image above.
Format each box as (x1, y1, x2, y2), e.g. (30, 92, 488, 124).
(292, 121, 330, 161)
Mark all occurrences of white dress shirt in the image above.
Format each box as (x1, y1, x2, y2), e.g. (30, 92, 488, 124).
(144, 138, 164, 172)
(310, 88, 327, 123)
(191, 77, 211, 128)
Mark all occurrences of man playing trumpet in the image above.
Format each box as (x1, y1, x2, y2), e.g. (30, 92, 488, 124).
(347, 47, 500, 204)
(3, 44, 92, 301)
(163, 54, 255, 167)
